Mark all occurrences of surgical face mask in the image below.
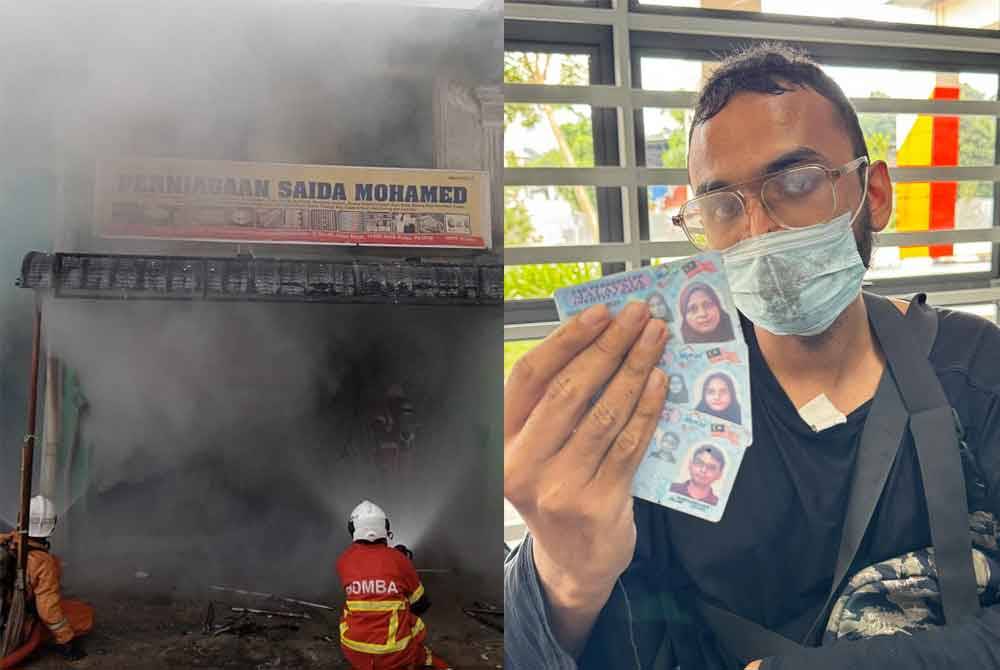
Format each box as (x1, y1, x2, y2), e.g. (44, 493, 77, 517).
(722, 211, 866, 337)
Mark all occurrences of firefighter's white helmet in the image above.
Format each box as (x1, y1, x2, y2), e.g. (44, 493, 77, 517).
(29, 495, 57, 538)
(349, 500, 389, 541)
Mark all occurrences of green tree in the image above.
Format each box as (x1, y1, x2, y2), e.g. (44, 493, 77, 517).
(859, 85, 996, 227)
(523, 113, 598, 225)
(503, 262, 601, 300)
(959, 83, 995, 199)
(504, 52, 597, 241)
(504, 52, 603, 301)
(659, 109, 688, 169)
(860, 91, 895, 164)
(504, 184, 540, 247)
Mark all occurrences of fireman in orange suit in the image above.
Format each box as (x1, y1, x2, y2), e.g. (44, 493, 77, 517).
(0, 496, 93, 663)
(335, 501, 450, 670)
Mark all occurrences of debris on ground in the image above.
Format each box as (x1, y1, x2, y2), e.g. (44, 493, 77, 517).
(19, 578, 501, 669)
(209, 585, 338, 612)
(229, 607, 311, 620)
(462, 601, 503, 633)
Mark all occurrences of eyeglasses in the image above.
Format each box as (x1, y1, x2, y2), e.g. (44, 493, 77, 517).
(691, 457, 721, 473)
(672, 156, 869, 251)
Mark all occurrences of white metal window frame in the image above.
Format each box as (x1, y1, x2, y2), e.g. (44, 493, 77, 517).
(506, 4, 1000, 54)
(503, 2, 1000, 340)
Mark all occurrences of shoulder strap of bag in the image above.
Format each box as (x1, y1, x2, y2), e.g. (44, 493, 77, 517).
(863, 294, 980, 626)
(697, 293, 978, 663)
(799, 292, 913, 644)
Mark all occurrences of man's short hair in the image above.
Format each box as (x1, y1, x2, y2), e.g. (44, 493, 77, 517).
(690, 43, 868, 162)
(693, 444, 726, 471)
(688, 43, 877, 267)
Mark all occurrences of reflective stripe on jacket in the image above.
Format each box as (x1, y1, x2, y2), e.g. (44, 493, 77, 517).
(336, 542, 427, 657)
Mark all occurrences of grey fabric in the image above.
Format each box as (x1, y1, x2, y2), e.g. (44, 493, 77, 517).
(504, 533, 581, 670)
(823, 511, 1000, 643)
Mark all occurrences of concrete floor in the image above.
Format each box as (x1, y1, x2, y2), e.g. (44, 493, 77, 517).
(18, 573, 502, 669)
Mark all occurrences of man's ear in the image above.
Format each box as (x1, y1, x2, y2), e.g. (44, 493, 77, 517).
(866, 160, 893, 233)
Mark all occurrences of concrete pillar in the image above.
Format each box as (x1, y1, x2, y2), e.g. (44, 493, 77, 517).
(477, 85, 504, 250)
(433, 79, 502, 249)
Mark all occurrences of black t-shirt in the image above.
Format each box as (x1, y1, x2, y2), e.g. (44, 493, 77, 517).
(581, 303, 1000, 669)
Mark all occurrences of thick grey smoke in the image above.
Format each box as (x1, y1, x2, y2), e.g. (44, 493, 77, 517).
(0, 0, 502, 600)
(44, 300, 502, 597)
(0, 0, 501, 169)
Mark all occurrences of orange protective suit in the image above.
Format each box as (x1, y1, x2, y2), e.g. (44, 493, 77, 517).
(335, 542, 448, 669)
(0, 533, 93, 647)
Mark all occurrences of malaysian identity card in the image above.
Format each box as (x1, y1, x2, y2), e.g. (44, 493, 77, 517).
(553, 252, 751, 522)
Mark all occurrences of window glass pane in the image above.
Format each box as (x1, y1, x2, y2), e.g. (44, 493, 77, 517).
(641, 106, 995, 170)
(504, 338, 543, 380)
(638, 58, 999, 106)
(868, 181, 994, 280)
(505, 51, 590, 86)
(961, 73, 1000, 102)
(869, 243, 992, 279)
(505, 51, 616, 249)
(648, 257, 688, 267)
(638, 0, 699, 7)
(639, 57, 704, 92)
(825, 67, 998, 102)
(642, 108, 692, 168)
(505, 262, 603, 300)
(636, 0, 1000, 30)
(505, 186, 600, 246)
(507, 0, 602, 6)
(858, 113, 996, 167)
(505, 104, 596, 168)
(647, 185, 696, 243)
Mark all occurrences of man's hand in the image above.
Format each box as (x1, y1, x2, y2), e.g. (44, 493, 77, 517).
(504, 301, 668, 653)
(745, 660, 762, 670)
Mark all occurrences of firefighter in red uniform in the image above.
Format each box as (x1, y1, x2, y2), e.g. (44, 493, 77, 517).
(1, 496, 93, 665)
(335, 501, 450, 670)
